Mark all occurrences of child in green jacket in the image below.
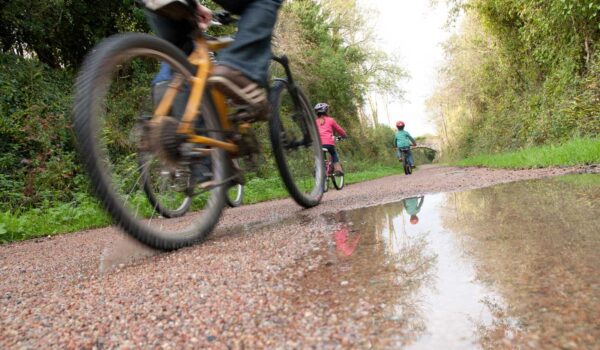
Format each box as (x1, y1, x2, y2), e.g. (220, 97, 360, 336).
(393, 121, 417, 166)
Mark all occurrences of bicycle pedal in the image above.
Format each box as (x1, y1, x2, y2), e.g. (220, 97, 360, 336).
(198, 180, 217, 190)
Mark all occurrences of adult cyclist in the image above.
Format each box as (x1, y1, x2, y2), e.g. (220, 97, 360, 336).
(144, 0, 283, 183)
(315, 103, 347, 175)
(144, 0, 283, 116)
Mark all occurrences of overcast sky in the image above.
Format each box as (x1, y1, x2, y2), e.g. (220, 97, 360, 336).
(359, 0, 454, 137)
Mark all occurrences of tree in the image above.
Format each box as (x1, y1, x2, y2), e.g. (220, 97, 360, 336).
(0, 0, 147, 68)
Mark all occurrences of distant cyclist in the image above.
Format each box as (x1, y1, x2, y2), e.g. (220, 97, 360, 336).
(393, 120, 417, 168)
(315, 103, 347, 175)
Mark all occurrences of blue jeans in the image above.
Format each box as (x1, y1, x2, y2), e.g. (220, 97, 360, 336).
(396, 147, 414, 166)
(146, 0, 283, 86)
(323, 145, 339, 163)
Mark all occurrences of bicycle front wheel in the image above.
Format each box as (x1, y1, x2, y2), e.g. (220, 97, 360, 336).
(332, 172, 345, 190)
(269, 80, 325, 208)
(73, 33, 226, 250)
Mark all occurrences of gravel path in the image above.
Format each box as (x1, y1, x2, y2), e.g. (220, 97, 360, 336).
(0, 165, 595, 349)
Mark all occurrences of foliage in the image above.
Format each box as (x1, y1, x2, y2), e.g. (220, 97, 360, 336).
(429, 0, 600, 159)
(273, 0, 405, 164)
(0, 0, 148, 68)
(0, 53, 82, 210)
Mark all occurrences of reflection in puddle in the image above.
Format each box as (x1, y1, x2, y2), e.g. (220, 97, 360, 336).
(443, 175, 600, 349)
(310, 174, 600, 349)
(334, 195, 503, 349)
(99, 234, 159, 273)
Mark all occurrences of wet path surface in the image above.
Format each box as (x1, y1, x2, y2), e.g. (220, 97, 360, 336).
(310, 174, 600, 349)
(1, 166, 599, 349)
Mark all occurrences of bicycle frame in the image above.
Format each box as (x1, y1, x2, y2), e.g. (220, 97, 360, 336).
(151, 34, 304, 157)
(323, 150, 334, 177)
(151, 35, 237, 154)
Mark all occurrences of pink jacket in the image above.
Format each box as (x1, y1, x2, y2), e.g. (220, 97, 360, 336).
(316, 115, 347, 145)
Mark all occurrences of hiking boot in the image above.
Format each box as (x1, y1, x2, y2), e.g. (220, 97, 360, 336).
(189, 162, 213, 188)
(208, 65, 269, 121)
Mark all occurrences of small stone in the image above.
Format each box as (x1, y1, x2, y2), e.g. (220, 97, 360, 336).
(340, 281, 349, 286)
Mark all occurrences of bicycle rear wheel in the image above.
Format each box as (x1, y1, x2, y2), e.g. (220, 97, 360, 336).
(269, 80, 325, 208)
(139, 149, 192, 218)
(73, 33, 226, 250)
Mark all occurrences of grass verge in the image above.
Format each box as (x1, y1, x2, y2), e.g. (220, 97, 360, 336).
(455, 138, 600, 169)
(0, 165, 401, 244)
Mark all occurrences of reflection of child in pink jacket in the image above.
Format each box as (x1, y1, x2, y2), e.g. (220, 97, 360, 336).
(333, 224, 360, 257)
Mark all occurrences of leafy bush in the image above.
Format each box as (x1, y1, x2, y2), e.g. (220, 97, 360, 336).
(429, 0, 600, 160)
(0, 53, 80, 210)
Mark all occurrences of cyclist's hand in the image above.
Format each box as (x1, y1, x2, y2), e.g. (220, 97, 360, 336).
(196, 5, 212, 31)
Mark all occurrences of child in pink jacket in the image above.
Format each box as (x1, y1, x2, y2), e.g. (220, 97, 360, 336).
(314, 103, 347, 175)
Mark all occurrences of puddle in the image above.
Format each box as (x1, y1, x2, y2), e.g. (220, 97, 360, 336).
(307, 174, 600, 349)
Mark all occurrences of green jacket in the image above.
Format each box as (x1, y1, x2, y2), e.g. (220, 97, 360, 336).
(393, 130, 416, 148)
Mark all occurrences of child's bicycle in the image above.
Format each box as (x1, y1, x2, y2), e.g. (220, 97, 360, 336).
(397, 147, 414, 175)
(323, 137, 345, 192)
(72, 5, 325, 250)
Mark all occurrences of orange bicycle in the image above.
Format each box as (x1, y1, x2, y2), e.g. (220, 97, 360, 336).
(72, 7, 325, 250)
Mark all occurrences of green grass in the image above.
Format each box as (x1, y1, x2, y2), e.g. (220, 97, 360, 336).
(243, 164, 400, 204)
(0, 195, 111, 243)
(0, 164, 401, 244)
(455, 138, 600, 169)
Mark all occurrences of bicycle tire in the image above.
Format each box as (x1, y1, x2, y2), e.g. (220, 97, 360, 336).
(332, 173, 345, 190)
(225, 160, 244, 207)
(226, 183, 244, 207)
(269, 80, 324, 208)
(73, 33, 226, 250)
